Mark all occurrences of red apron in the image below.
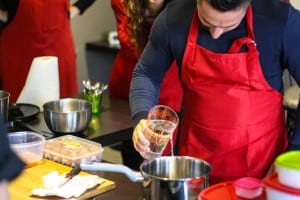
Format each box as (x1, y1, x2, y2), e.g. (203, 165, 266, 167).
(0, 0, 78, 103)
(180, 7, 287, 184)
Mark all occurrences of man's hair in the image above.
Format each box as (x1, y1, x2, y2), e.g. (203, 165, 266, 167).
(198, 0, 251, 11)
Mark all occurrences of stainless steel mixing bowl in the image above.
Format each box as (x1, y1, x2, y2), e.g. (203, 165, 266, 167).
(43, 98, 92, 133)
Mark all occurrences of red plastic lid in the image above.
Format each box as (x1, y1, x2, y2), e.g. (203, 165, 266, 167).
(263, 173, 300, 195)
(234, 177, 263, 190)
(199, 181, 266, 200)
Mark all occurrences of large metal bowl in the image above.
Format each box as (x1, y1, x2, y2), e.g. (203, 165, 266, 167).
(43, 98, 92, 133)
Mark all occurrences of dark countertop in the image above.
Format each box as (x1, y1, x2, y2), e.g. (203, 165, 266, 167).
(86, 40, 119, 54)
(9, 94, 133, 147)
(91, 171, 144, 200)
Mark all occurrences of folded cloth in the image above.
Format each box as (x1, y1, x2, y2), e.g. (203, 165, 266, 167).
(31, 171, 104, 198)
(17, 56, 60, 110)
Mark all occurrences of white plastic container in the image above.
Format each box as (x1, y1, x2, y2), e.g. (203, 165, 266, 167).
(275, 151, 300, 189)
(43, 135, 103, 166)
(264, 173, 300, 200)
(8, 131, 46, 166)
(234, 177, 263, 199)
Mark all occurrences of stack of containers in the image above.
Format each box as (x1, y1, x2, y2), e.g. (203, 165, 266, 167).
(199, 177, 265, 199)
(263, 151, 300, 200)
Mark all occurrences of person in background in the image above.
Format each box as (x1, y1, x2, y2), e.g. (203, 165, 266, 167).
(130, 0, 300, 184)
(109, 0, 182, 169)
(0, 0, 96, 103)
(0, 115, 25, 200)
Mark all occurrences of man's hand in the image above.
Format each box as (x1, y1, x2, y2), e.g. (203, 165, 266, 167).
(132, 119, 150, 157)
(0, 9, 8, 23)
(69, 6, 80, 19)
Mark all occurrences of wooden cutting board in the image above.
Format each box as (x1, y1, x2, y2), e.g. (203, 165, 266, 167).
(9, 159, 116, 200)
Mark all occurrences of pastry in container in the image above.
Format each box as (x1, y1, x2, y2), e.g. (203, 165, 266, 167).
(43, 135, 103, 166)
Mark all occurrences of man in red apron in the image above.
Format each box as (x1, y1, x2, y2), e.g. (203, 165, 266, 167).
(179, 6, 287, 183)
(0, 0, 81, 103)
(130, 0, 293, 184)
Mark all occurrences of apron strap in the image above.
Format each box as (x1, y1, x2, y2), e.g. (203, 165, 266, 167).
(228, 37, 257, 53)
(228, 5, 256, 53)
(246, 5, 255, 40)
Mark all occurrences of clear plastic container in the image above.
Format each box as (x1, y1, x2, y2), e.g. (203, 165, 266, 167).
(8, 131, 46, 167)
(43, 135, 103, 166)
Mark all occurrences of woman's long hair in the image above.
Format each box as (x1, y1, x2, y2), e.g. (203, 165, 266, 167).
(123, 0, 168, 52)
(125, 0, 146, 51)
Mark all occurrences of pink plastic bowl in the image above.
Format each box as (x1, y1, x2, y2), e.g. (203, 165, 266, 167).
(234, 177, 263, 199)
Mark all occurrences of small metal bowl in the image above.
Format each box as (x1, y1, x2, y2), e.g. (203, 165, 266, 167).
(43, 98, 92, 133)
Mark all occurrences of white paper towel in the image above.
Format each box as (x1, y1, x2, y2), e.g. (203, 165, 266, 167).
(31, 171, 104, 198)
(17, 56, 60, 110)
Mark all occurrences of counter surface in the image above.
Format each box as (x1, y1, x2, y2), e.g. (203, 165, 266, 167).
(9, 94, 133, 147)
